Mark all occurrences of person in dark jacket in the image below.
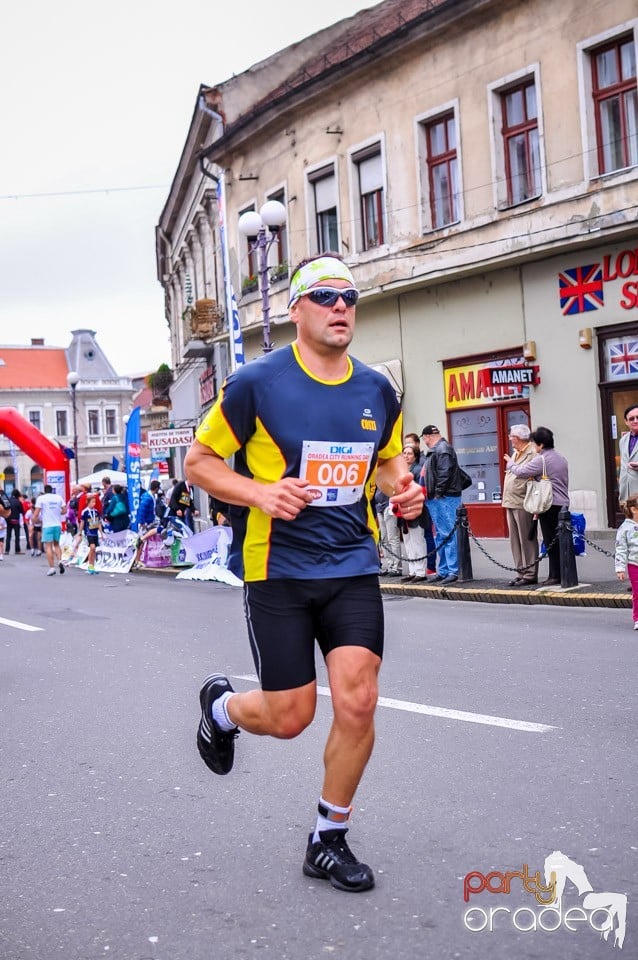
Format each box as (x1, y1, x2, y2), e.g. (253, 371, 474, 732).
(421, 425, 463, 584)
(168, 479, 196, 531)
(6, 489, 25, 554)
(104, 485, 130, 533)
(136, 487, 156, 529)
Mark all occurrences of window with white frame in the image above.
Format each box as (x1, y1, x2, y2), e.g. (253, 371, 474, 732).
(591, 34, 637, 175)
(489, 69, 544, 209)
(105, 408, 117, 436)
(424, 113, 460, 228)
(308, 165, 339, 253)
(417, 103, 463, 232)
(87, 408, 100, 437)
(352, 146, 385, 250)
(501, 80, 541, 205)
(28, 409, 42, 431)
(55, 409, 69, 436)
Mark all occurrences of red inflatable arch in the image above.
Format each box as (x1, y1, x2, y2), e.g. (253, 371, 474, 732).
(0, 407, 69, 494)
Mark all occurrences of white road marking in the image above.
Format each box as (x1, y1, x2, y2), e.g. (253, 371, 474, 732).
(0, 616, 44, 632)
(232, 674, 555, 733)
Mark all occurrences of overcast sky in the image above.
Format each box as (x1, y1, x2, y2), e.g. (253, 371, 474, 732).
(0, 0, 382, 377)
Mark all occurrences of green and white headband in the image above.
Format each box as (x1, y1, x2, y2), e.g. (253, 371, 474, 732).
(288, 257, 356, 307)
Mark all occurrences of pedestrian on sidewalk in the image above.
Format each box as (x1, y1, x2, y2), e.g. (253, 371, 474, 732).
(614, 495, 638, 630)
(184, 253, 423, 893)
(502, 424, 538, 585)
(421, 425, 463, 584)
(399, 444, 430, 582)
(618, 405, 638, 505)
(505, 426, 569, 587)
(374, 486, 401, 576)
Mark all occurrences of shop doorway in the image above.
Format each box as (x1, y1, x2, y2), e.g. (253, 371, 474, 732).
(450, 402, 530, 537)
(600, 384, 638, 528)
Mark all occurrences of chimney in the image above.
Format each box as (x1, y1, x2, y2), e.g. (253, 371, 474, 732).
(31, 338, 45, 346)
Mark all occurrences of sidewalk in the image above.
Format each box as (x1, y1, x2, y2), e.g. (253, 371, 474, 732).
(380, 533, 630, 609)
(134, 533, 628, 608)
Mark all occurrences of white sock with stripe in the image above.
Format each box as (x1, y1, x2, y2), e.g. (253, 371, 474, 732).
(211, 691, 237, 731)
(313, 797, 352, 843)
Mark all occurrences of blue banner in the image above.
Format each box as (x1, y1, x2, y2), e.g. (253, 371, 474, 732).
(216, 179, 245, 368)
(125, 407, 141, 532)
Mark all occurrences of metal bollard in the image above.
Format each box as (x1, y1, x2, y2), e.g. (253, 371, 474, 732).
(456, 505, 473, 582)
(558, 507, 578, 588)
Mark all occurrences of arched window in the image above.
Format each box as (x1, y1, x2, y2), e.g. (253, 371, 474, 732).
(30, 465, 44, 498)
(3, 464, 15, 495)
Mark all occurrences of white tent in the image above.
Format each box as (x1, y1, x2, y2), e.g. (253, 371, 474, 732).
(77, 469, 128, 487)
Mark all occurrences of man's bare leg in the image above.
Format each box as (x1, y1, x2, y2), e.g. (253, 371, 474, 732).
(322, 646, 380, 806)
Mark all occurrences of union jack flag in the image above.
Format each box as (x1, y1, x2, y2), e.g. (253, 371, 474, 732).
(558, 264, 604, 315)
(609, 340, 638, 378)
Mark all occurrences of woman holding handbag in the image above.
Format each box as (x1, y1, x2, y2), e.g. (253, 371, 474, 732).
(504, 426, 569, 586)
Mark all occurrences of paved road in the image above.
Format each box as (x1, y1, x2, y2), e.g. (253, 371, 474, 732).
(1, 556, 636, 959)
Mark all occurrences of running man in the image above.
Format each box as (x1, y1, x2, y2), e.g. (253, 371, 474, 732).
(184, 253, 424, 892)
(33, 484, 67, 576)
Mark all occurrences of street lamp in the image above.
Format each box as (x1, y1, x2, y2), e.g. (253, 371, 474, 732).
(238, 199, 287, 353)
(66, 371, 79, 482)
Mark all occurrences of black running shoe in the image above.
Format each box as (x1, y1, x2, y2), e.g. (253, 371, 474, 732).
(302, 829, 375, 892)
(59, 562, 65, 574)
(197, 673, 239, 775)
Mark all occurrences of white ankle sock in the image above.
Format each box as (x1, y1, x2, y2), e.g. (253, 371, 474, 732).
(313, 797, 352, 843)
(211, 691, 237, 731)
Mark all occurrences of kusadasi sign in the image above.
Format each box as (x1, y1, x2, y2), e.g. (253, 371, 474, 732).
(558, 247, 638, 315)
(462, 850, 627, 948)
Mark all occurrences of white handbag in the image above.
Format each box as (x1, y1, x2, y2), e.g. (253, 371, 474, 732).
(523, 456, 553, 514)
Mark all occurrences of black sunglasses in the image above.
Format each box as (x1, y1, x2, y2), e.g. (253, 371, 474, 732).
(302, 287, 359, 308)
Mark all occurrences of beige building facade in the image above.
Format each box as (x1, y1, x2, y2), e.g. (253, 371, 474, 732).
(157, 0, 638, 533)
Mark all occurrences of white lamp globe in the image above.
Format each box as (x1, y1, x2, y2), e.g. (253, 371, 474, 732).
(260, 199, 287, 230)
(238, 210, 264, 240)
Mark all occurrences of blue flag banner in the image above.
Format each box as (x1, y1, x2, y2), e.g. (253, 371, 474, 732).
(230, 292, 245, 367)
(217, 179, 245, 369)
(111, 456, 120, 471)
(125, 407, 142, 532)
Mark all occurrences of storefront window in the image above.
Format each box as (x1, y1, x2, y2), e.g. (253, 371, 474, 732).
(449, 408, 500, 504)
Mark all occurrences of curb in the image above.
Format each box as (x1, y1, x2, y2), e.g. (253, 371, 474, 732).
(131, 565, 630, 609)
(380, 582, 631, 609)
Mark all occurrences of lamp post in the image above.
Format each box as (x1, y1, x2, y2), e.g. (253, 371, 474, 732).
(238, 199, 287, 353)
(66, 371, 79, 482)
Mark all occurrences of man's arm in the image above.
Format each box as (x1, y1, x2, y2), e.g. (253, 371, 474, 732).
(184, 439, 316, 521)
(376, 453, 424, 513)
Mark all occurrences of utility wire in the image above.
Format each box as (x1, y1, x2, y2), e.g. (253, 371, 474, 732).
(0, 184, 169, 201)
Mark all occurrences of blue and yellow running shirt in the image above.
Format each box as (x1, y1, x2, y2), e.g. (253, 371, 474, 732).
(195, 343, 403, 581)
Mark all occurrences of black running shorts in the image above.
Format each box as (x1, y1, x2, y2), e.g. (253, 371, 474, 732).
(243, 575, 384, 691)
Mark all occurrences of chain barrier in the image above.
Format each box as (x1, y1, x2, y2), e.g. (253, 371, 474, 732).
(464, 518, 554, 577)
(380, 516, 557, 576)
(379, 516, 460, 564)
(580, 533, 615, 559)
(380, 513, 614, 577)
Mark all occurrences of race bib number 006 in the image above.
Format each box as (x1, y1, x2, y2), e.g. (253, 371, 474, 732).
(299, 440, 374, 507)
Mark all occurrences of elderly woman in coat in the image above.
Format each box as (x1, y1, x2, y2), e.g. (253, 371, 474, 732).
(502, 424, 538, 585)
(504, 426, 569, 587)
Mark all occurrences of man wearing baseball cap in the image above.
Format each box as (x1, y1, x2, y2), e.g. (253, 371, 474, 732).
(421, 424, 463, 583)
